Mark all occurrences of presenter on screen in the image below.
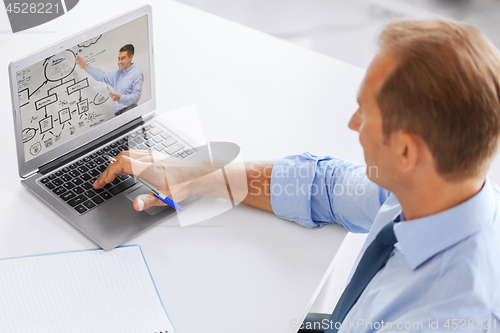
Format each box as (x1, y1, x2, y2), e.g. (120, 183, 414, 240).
(75, 44, 144, 116)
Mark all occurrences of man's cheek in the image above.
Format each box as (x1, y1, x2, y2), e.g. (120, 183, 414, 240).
(358, 132, 368, 150)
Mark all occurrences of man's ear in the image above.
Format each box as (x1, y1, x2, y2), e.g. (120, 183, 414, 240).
(395, 130, 419, 172)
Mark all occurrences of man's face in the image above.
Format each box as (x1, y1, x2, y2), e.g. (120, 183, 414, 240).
(348, 53, 400, 187)
(118, 51, 133, 71)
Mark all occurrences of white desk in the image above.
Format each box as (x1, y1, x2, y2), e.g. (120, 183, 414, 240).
(0, 2, 362, 332)
(2, 1, 498, 332)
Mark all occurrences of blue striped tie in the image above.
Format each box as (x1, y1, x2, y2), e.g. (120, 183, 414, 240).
(324, 217, 399, 333)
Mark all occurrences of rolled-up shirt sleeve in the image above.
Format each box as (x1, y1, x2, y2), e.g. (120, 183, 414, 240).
(85, 66, 115, 86)
(270, 152, 390, 233)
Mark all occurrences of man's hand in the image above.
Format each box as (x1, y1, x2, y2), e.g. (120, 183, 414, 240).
(74, 55, 88, 70)
(93, 149, 274, 212)
(109, 93, 121, 102)
(93, 150, 211, 211)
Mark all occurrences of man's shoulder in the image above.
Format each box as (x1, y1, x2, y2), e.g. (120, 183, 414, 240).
(439, 214, 500, 298)
(420, 181, 500, 307)
(129, 64, 143, 75)
(491, 180, 500, 198)
(448, 180, 500, 265)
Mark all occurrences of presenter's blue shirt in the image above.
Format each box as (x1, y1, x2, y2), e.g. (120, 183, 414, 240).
(271, 152, 500, 332)
(86, 63, 144, 113)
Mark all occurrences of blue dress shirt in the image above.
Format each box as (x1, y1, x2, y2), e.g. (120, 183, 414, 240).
(271, 152, 500, 332)
(86, 63, 144, 113)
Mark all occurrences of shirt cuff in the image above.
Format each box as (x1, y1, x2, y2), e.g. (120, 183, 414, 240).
(271, 152, 327, 228)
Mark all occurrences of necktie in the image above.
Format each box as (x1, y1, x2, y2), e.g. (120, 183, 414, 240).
(324, 217, 399, 333)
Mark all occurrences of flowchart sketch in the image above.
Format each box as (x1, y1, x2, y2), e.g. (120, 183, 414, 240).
(44, 50, 76, 82)
(93, 93, 108, 105)
(58, 108, 72, 124)
(77, 99, 89, 114)
(35, 94, 58, 110)
(18, 88, 29, 107)
(22, 128, 36, 143)
(17, 47, 114, 162)
(67, 78, 89, 95)
(47, 79, 76, 96)
(15, 14, 150, 162)
(39, 116, 53, 134)
(16, 68, 32, 90)
(30, 142, 42, 156)
(44, 137, 53, 148)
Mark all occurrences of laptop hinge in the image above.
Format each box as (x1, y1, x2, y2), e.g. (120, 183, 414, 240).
(23, 169, 39, 179)
(39, 117, 144, 175)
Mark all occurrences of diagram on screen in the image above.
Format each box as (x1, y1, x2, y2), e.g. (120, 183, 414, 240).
(17, 35, 116, 161)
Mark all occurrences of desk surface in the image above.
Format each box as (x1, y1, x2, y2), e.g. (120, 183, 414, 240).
(0, 2, 357, 332)
(1, 1, 499, 333)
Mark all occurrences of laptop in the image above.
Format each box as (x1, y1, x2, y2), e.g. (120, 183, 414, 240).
(8, 5, 200, 250)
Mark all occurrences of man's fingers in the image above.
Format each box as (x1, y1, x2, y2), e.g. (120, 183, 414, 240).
(93, 166, 128, 189)
(93, 153, 148, 189)
(74, 56, 84, 67)
(133, 193, 164, 211)
(93, 150, 159, 189)
(92, 150, 169, 190)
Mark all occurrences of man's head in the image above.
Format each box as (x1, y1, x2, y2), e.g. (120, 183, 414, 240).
(118, 44, 135, 72)
(350, 20, 500, 190)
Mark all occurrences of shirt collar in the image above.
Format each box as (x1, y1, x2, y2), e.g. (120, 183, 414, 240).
(394, 178, 496, 270)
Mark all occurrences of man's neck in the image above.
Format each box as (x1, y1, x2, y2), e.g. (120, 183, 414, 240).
(121, 63, 132, 73)
(394, 175, 485, 221)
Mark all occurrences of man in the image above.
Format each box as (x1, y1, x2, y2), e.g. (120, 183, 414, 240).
(75, 44, 143, 115)
(94, 20, 500, 331)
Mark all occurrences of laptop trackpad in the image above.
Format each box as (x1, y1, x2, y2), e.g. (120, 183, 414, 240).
(126, 186, 169, 216)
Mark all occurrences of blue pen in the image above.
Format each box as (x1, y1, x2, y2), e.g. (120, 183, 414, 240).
(104, 155, 183, 211)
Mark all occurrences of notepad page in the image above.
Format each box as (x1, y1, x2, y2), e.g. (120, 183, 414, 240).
(0, 246, 174, 333)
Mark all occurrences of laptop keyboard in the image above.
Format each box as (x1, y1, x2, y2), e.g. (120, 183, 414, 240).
(38, 122, 196, 215)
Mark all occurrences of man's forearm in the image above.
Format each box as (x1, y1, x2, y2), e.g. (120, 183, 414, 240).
(118, 93, 140, 106)
(242, 161, 273, 212)
(185, 160, 274, 212)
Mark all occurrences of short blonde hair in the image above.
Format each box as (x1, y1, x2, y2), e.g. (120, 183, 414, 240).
(377, 20, 500, 180)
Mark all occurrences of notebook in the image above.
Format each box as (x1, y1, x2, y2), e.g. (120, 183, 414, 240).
(0, 245, 174, 333)
(8, 5, 200, 250)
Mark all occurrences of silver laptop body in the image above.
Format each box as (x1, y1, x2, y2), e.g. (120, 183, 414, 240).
(9, 5, 199, 250)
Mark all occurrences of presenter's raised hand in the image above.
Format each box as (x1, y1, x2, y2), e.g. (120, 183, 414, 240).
(74, 56, 88, 70)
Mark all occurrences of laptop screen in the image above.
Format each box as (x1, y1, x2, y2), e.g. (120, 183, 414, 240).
(16, 15, 151, 162)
